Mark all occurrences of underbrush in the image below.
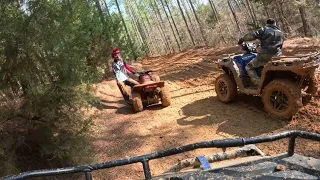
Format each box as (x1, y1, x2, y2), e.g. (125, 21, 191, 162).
(0, 85, 99, 178)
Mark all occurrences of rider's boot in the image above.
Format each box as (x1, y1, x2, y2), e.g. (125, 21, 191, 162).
(117, 82, 133, 105)
(246, 67, 260, 88)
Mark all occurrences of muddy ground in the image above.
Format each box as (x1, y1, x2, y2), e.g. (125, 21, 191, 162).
(90, 38, 320, 179)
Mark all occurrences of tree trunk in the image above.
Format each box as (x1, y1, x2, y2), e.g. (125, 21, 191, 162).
(149, 0, 172, 54)
(248, 1, 258, 26)
(125, 2, 144, 48)
(141, 0, 163, 55)
(160, 0, 181, 51)
(262, 0, 270, 17)
(245, 0, 257, 27)
(182, 0, 197, 44)
(176, 0, 195, 46)
(147, 1, 170, 54)
(238, 0, 252, 26)
(102, 0, 110, 17)
(299, 6, 311, 37)
(129, 2, 150, 54)
(95, 0, 111, 45)
(275, 2, 290, 34)
(279, 2, 292, 33)
(188, 0, 208, 46)
(227, 0, 242, 34)
(115, 0, 137, 60)
(164, 0, 183, 47)
(208, 0, 218, 22)
(233, 0, 241, 11)
(152, 0, 174, 53)
(135, 1, 157, 54)
(208, 0, 227, 44)
(95, 0, 105, 24)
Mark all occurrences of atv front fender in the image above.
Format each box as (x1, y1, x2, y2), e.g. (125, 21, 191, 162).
(132, 81, 165, 93)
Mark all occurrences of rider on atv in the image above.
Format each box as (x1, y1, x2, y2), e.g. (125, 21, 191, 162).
(237, 18, 285, 87)
(111, 48, 139, 100)
(112, 47, 139, 86)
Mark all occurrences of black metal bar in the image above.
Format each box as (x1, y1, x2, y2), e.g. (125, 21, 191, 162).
(2, 130, 320, 180)
(84, 171, 92, 180)
(142, 159, 151, 180)
(288, 136, 296, 156)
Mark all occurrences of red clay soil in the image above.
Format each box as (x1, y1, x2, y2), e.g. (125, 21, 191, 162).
(89, 37, 320, 179)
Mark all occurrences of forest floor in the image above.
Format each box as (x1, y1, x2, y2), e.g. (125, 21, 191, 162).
(90, 37, 320, 179)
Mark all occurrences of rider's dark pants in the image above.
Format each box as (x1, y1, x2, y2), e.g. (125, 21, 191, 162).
(245, 53, 274, 86)
(119, 78, 139, 88)
(116, 78, 139, 99)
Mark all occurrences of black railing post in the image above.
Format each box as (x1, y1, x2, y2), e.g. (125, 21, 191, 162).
(288, 136, 296, 156)
(84, 170, 93, 180)
(142, 159, 152, 180)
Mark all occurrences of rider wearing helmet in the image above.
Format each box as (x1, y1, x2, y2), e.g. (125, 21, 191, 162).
(111, 47, 139, 88)
(238, 18, 284, 87)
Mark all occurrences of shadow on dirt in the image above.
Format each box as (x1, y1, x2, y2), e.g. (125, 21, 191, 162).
(146, 104, 166, 111)
(171, 88, 215, 99)
(114, 103, 166, 115)
(100, 99, 124, 104)
(91, 120, 145, 155)
(114, 105, 132, 115)
(98, 91, 122, 99)
(89, 118, 150, 178)
(89, 116, 192, 180)
(90, 98, 126, 111)
(176, 96, 288, 137)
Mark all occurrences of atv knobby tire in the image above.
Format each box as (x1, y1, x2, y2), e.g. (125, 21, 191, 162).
(215, 74, 237, 103)
(132, 93, 143, 113)
(160, 86, 171, 107)
(262, 79, 302, 119)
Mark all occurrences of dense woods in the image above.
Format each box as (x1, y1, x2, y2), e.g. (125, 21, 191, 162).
(121, 0, 320, 55)
(0, 0, 319, 177)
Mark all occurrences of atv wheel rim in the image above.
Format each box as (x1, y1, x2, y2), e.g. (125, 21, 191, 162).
(218, 81, 228, 97)
(270, 90, 289, 113)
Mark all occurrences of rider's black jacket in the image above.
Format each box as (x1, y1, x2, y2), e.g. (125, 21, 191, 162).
(238, 24, 284, 55)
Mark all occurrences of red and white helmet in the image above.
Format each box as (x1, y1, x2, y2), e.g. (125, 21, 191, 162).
(111, 47, 120, 58)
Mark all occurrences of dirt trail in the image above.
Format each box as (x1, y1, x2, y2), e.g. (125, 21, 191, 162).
(90, 38, 320, 179)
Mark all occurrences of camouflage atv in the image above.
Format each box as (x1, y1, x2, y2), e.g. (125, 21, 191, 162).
(215, 44, 319, 119)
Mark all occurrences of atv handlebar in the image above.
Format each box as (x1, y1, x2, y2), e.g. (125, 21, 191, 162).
(136, 70, 154, 75)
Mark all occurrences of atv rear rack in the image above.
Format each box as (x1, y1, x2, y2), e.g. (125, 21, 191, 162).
(2, 130, 320, 180)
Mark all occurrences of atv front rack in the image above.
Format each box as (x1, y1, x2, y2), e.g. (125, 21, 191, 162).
(2, 130, 320, 180)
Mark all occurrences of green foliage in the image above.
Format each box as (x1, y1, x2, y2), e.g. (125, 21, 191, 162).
(0, 0, 131, 176)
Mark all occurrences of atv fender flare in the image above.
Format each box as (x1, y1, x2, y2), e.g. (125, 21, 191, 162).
(219, 60, 245, 91)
